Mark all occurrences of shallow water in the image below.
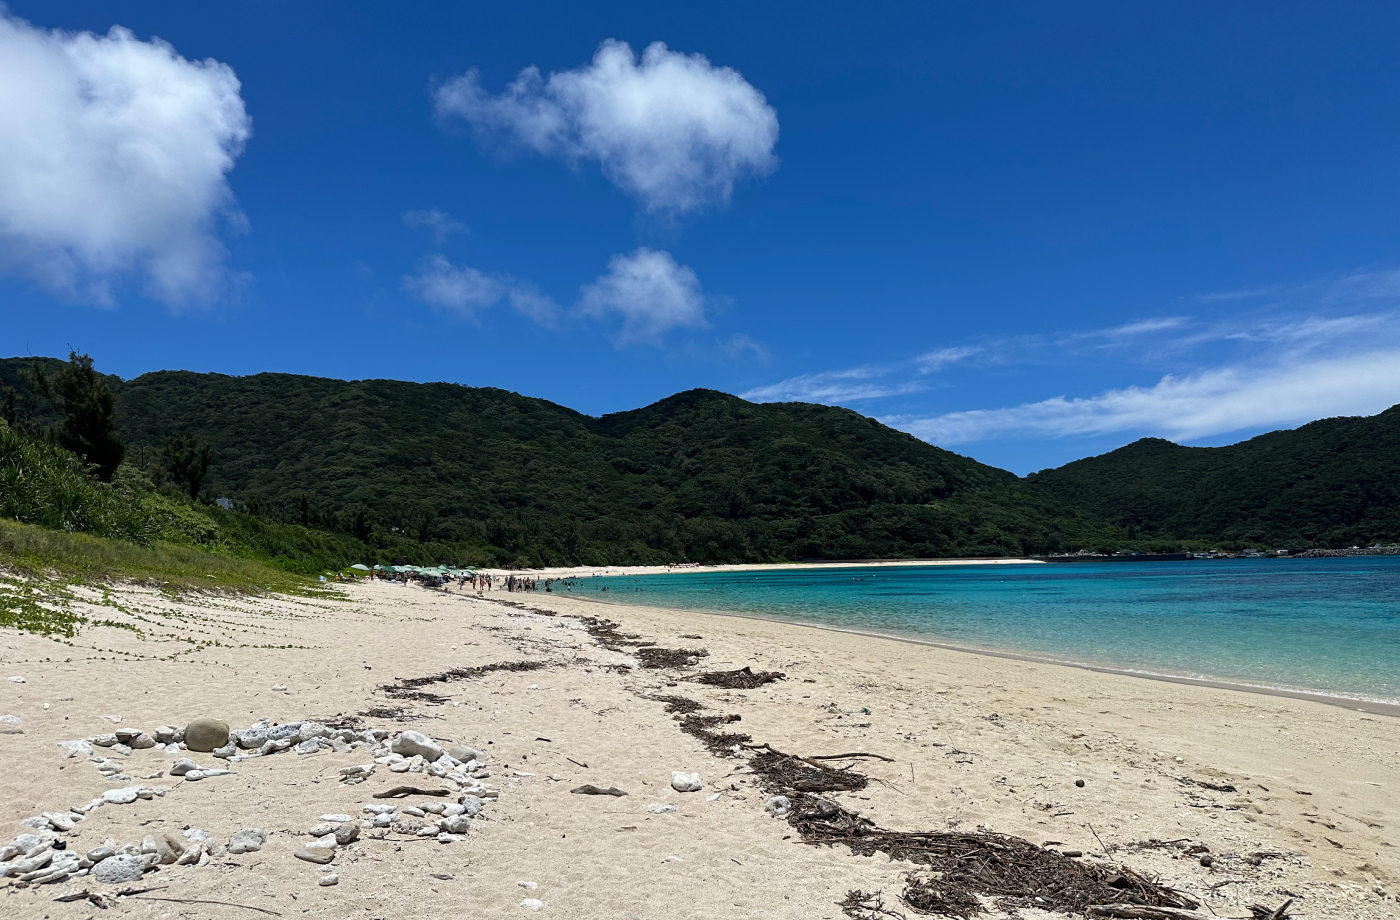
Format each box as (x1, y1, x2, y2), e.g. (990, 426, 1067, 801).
(582, 557, 1400, 706)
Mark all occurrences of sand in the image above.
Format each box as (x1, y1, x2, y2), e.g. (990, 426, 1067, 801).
(1, 575, 1395, 919)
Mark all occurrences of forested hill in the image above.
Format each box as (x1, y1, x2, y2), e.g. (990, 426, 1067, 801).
(5, 356, 1397, 563)
(0, 359, 1109, 564)
(1026, 405, 1400, 547)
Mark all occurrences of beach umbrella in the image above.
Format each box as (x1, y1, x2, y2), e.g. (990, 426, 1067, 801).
(350, 563, 371, 571)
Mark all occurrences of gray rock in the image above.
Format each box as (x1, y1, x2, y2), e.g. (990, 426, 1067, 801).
(227, 828, 267, 854)
(440, 815, 471, 834)
(333, 823, 359, 846)
(87, 845, 115, 863)
(41, 811, 79, 832)
(266, 722, 303, 742)
(308, 822, 338, 837)
(153, 725, 178, 744)
(370, 812, 394, 827)
(294, 845, 335, 865)
(670, 771, 702, 792)
(459, 795, 484, 816)
(109, 743, 132, 756)
(390, 730, 443, 760)
(169, 757, 198, 776)
(211, 742, 237, 759)
(127, 732, 157, 750)
(233, 728, 268, 749)
(319, 872, 339, 886)
(445, 743, 484, 763)
(57, 739, 93, 758)
(184, 718, 230, 753)
(91, 733, 118, 747)
(92, 853, 148, 883)
(140, 833, 178, 865)
(100, 787, 139, 805)
(297, 721, 330, 742)
(258, 738, 292, 755)
(319, 813, 354, 823)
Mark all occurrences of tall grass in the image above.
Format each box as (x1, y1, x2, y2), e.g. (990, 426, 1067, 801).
(0, 518, 334, 596)
(0, 420, 158, 543)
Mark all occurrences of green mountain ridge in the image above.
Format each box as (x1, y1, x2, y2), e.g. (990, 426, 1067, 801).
(3, 356, 1397, 563)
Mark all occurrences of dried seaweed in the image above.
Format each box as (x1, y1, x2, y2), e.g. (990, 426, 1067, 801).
(651, 694, 705, 714)
(690, 665, 786, 689)
(840, 890, 909, 919)
(677, 711, 752, 756)
(748, 744, 869, 793)
(636, 646, 709, 669)
(376, 659, 549, 703)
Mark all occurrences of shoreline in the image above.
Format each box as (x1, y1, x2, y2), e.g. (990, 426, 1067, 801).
(527, 590, 1400, 718)
(476, 557, 1045, 578)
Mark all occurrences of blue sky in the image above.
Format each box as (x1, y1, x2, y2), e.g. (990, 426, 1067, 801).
(4, 2, 1400, 473)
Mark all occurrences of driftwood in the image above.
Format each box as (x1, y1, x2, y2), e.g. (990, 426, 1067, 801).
(570, 784, 627, 796)
(372, 785, 452, 798)
(1248, 900, 1294, 920)
(690, 665, 785, 689)
(126, 896, 281, 916)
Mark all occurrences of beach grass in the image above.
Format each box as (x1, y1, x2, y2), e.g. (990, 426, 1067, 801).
(0, 517, 335, 599)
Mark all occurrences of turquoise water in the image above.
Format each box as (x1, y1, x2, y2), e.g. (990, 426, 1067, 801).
(581, 557, 1400, 706)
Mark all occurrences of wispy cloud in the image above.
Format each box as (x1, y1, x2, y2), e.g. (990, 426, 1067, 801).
(403, 254, 558, 324)
(435, 40, 778, 215)
(741, 366, 926, 403)
(889, 346, 1400, 446)
(744, 270, 1400, 450)
(723, 333, 769, 362)
(402, 208, 466, 244)
(915, 346, 982, 373)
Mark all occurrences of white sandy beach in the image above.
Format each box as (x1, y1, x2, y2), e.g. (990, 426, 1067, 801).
(1, 576, 1395, 919)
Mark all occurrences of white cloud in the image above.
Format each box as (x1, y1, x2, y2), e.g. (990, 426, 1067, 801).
(402, 208, 465, 243)
(435, 39, 778, 214)
(579, 248, 708, 343)
(0, 12, 251, 306)
(890, 348, 1400, 446)
(723, 332, 768, 362)
(403, 254, 557, 323)
(742, 366, 925, 403)
(915, 346, 981, 373)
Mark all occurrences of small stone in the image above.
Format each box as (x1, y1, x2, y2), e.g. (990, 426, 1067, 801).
(445, 743, 485, 763)
(87, 845, 115, 863)
(391, 730, 444, 760)
(520, 898, 545, 911)
(294, 845, 335, 864)
(440, 815, 471, 834)
(212, 742, 237, 759)
(334, 823, 360, 846)
(518, 881, 539, 890)
(153, 725, 177, 744)
(371, 812, 394, 827)
(271, 684, 287, 691)
(92, 853, 148, 883)
(228, 828, 267, 854)
(319, 813, 354, 823)
(58, 739, 93, 758)
(140, 834, 178, 865)
(170, 757, 198, 776)
(308, 822, 338, 837)
(764, 795, 792, 817)
(234, 728, 268, 749)
(0, 714, 21, 734)
(670, 771, 702, 792)
(91, 733, 118, 747)
(184, 718, 230, 753)
(319, 872, 339, 886)
(100, 787, 139, 806)
(647, 804, 677, 814)
(1075, 779, 1086, 788)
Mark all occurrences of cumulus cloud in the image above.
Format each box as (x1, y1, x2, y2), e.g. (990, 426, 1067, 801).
(435, 39, 778, 214)
(889, 348, 1400, 446)
(579, 247, 708, 343)
(0, 11, 251, 306)
(402, 208, 465, 244)
(403, 254, 557, 323)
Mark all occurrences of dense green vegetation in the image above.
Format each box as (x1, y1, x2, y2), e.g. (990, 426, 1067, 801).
(3, 354, 1396, 568)
(1027, 405, 1400, 547)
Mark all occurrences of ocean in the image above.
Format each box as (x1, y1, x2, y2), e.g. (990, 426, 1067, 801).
(583, 556, 1400, 709)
